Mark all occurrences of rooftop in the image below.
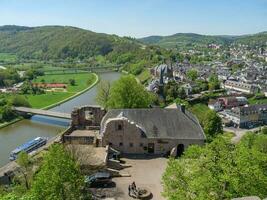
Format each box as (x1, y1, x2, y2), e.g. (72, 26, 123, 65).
(68, 130, 97, 137)
(101, 107, 205, 140)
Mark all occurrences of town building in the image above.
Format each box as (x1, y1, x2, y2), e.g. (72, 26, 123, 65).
(218, 96, 248, 109)
(208, 96, 248, 112)
(223, 80, 259, 94)
(208, 100, 223, 112)
(223, 104, 267, 128)
(150, 64, 173, 79)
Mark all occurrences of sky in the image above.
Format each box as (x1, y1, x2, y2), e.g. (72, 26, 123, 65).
(0, 0, 266, 38)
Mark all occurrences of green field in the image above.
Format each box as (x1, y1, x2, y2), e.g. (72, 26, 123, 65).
(27, 73, 97, 108)
(23, 92, 74, 108)
(0, 53, 17, 62)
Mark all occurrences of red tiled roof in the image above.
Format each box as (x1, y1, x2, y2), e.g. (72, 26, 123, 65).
(33, 83, 67, 88)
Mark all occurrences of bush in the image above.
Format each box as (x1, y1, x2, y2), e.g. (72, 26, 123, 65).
(0, 105, 16, 122)
(11, 96, 31, 107)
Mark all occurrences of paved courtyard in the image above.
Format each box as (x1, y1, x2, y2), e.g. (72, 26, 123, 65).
(89, 156, 168, 199)
(113, 156, 168, 200)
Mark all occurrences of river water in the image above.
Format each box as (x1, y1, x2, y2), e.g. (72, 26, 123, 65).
(0, 72, 121, 167)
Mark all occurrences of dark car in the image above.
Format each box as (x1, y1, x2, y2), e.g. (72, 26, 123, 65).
(85, 172, 112, 187)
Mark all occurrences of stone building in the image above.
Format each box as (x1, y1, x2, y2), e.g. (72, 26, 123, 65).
(100, 106, 205, 156)
(63, 105, 205, 157)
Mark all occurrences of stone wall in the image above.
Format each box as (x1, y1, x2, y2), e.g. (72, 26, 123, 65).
(102, 118, 204, 155)
(71, 105, 106, 128)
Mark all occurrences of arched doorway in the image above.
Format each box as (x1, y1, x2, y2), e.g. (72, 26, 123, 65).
(176, 144, 184, 157)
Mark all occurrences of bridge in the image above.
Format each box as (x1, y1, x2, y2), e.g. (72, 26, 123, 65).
(12, 107, 71, 119)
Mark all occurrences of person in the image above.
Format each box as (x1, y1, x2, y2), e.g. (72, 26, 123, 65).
(132, 181, 136, 191)
(128, 184, 132, 197)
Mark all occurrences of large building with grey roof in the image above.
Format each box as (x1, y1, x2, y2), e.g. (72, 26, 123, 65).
(100, 106, 205, 156)
(64, 105, 205, 157)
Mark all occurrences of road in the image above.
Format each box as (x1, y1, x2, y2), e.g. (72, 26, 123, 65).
(224, 126, 263, 143)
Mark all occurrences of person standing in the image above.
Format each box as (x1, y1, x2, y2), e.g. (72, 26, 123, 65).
(128, 184, 132, 197)
(132, 181, 136, 191)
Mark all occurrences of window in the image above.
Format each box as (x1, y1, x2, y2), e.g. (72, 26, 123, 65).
(129, 143, 133, 147)
(140, 143, 143, 147)
(117, 124, 122, 130)
(119, 142, 123, 146)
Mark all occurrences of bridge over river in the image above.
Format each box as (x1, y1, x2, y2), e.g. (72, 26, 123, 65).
(12, 107, 71, 119)
(0, 72, 121, 168)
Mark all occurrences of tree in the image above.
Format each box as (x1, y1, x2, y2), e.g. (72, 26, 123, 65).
(30, 144, 84, 200)
(177, 87, 186, 99)
(96, 80, 111, 108)
(262, 126, 267, 135)
(0, 105, 16, 122)
(69, 79, 76, 86)
(202, 110, 223, 141)
(186, 69, 198, 81)
(11, 96, 31, 107)
(107, 75, 154, 109)
(17, 152, 31, 190)
(20, 81, 33, 95)
(162, 134, 267, 200)
(208, 74, 220, 90)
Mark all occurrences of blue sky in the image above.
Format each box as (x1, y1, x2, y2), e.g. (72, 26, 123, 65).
(0, 0, 266, 37)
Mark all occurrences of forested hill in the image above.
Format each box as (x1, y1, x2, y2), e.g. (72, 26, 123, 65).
(139, 32, 267, 48)
(0, 25, 140, 60)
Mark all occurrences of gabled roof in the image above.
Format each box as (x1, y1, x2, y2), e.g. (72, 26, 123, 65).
(101, 108, 205, 140)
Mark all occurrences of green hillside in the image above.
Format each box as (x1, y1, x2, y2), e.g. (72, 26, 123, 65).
(0, 25, 139, 60)
(234, 32, 267, 46)
(139, 32, 267, 48)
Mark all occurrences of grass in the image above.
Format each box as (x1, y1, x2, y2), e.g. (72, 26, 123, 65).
(23, 92, 74, 108)
(27, 73, 97, 108)
(188, 103, 210, 124)
(248, 97, 267, 105)
(33, 73, 96, 93)
(0, 53, 17, 62)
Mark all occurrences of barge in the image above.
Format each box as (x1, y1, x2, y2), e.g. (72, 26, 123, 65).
(9, 137, 47, 161)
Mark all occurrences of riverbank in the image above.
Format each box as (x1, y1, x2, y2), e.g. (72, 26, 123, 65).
(0, 118, 23, 129)
(41, 73, 99, 110)
(0, 73, 99, 129)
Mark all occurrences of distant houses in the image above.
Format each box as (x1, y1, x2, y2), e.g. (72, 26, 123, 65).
(223, 80, 259, 94)
(208, 96, 248, 112)
(222, 104, 267, 128)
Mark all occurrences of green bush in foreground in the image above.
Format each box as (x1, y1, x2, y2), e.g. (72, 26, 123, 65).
(162, 133, 267, 200)
(0, 144, 86, 200)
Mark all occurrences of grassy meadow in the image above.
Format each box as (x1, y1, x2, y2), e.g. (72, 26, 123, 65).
(26, 72, 97, 108)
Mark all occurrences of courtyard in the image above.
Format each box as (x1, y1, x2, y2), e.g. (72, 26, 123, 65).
(90, 156, 168, 200)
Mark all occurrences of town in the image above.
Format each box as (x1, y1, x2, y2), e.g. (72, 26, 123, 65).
(0, 1, 267, 200)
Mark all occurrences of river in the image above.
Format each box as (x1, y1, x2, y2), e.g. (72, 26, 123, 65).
(0, 72, 121, 167)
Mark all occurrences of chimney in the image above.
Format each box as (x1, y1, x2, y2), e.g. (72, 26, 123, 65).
(180, 104, 185, 114)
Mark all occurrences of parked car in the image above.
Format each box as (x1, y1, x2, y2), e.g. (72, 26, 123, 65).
(85, 172, 112, 187)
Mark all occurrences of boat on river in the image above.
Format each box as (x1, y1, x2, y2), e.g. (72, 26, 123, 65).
(9, 137, 48, 161)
